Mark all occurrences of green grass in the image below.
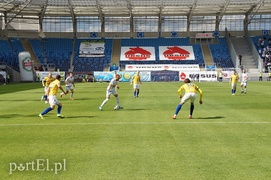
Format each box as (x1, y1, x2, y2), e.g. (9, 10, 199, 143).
(1, 81, 271, 179)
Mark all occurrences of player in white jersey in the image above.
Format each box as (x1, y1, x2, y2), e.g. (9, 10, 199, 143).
(240, 69, 248, 94)
(99, 73, 123, 111)
(60, 72, 75, 100)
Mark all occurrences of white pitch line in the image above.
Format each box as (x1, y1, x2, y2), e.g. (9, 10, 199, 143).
(0, 121, 271, 127)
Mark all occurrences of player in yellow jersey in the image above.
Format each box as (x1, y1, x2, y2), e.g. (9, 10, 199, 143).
(172, 78, 203, 119)
(130, 71, 142, 98)
(39, 75, 67, 119)
(41, 72, 55, 103)
(229, 70, 239, 95)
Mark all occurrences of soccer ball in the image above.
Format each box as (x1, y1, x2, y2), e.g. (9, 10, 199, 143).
(114, 105, 123, 110)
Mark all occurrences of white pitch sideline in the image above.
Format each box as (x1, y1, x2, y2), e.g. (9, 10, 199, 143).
(0, 121, 271, 127)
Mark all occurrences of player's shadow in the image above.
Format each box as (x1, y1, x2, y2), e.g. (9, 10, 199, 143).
(63, 98, 90, 101)
(0, 114, 21, 118)
(28, 115, 96, 119)
(66, 116, 95, 119)
(0, 114, 95, 121)
(0, 99, 38, 102)
(123, 108, 148, 111)
(196, 116, 225, 119)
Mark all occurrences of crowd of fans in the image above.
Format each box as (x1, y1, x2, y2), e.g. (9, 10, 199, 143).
(257, 36, 271, 72)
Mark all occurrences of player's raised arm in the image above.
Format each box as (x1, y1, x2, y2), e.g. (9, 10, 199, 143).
(177, 88, 183, 98)
(198, 88, 203, 104)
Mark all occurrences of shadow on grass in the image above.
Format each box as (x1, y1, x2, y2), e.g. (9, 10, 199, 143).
(66, 116, 95, 119)
(0, 99, 40, 102)
(196, 116, 225, 119)
(61, 98, 91, 101)
(121, 108, 148, 111)
(0, 114, 95, 119)
(0, 114, 21, 118)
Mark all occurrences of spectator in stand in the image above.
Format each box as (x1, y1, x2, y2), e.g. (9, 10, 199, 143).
(239, 55, 242, 66)
(258, 37, 263, 47)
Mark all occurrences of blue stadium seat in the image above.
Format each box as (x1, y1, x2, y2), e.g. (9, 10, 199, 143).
(209, 38, 234, 68)
(72, 39, 113, 72)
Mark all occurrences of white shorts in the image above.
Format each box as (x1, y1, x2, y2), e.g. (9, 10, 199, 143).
(181, 92, 197, 104)
(241, 81, 247, 87)
(65, 85, 74, 91)
(106, 89, 117, 97)
(231, 83, 237, 88)
(44, 86, 49, 93)
(133, 84, 140, 89)
(48, 95, 60, 106)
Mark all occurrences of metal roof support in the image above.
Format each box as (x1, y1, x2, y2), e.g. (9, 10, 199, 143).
(126, 0, 133, 33)
(68, 0, 76, 35)
(158, 2, 164, 37)
(5, 0, 32, 25)
(39, 0, 48, 32)
(0, 0, 15, 9)
(187, 0, 197, 34)
(96, 0, 104, 33)
(246, 0, 265, 26)
(216, 0, 230, 26)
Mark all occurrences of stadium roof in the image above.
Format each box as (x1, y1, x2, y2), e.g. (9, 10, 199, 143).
(0, 0, 271, 19)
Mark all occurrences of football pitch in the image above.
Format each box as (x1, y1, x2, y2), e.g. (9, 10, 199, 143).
(0, 81, 271, 179)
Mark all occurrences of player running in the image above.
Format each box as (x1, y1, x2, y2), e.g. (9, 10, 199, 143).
(99, 73, 123, 111)
(41, 72, 54, 104)
(60, 72, 75, 100)
(39, 74, 67, 119)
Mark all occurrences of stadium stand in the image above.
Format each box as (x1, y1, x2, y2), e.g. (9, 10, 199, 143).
(1, 37, 236, 73)
(29, 38, 73, 72)
(209, 38, 234, 68)
(119, 38, 205, 69)
(72, 39, 113, 72)
(9, 39, 25, 54)
(251, 35, 271, 72)
(43, 38, 73, 72)
(29, 39, 45, 66)
(0, 39, 19, 71)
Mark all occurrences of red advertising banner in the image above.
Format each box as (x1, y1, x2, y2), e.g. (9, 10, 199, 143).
(159, 46, 195, 60)
(120, 46, 156, 61)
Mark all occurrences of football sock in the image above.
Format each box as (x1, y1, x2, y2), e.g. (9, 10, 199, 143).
(116, 97, 120, 106)
(70, 93, 73, 98)
(101, 99, 109, 107)
(57, 106, 62, 114)
(174, 104, 182, 115)
(41, 107, 53, 115)
(190, 104, 194, 116)
(134, 91, 136, 97)
(44, 95, 47, 100)
(137, 89, 140, 96)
